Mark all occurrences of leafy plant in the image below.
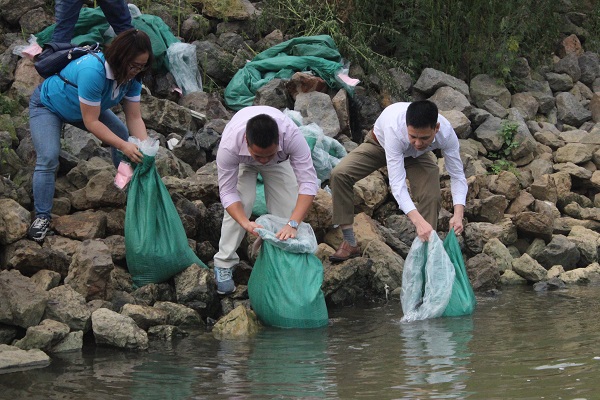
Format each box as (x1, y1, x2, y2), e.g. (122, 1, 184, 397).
(0, 95, 19, 115)
(489, 159, 519, 175)
(582, 1, 600, 53)
(486, 121, 521, 175)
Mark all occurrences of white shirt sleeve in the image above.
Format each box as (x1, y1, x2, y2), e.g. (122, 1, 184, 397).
(383, 125, 417, 214)
(440, 131, 468, 207)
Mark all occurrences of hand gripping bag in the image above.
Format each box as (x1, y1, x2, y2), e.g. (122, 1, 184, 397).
(125, 138, 206, 288)
(248, 215, 328, 328)
(442, 230, 476, 317)
(400, 231, 455, 322)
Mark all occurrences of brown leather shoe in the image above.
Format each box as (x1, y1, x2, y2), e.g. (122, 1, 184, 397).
(329, 241, 361, 263)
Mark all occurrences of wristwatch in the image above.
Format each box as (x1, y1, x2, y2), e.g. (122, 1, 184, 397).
(287, 219, 299, 229)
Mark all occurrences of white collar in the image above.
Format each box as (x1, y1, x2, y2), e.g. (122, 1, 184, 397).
(104, 61, 114, 80)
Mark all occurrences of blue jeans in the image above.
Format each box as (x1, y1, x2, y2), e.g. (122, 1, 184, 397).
(52, 0, 133, 43)
(29, 86, 129, 219)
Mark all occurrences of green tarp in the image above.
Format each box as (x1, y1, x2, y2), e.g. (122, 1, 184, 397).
(224, 35, 353, 111)
(35, 7, 178, 73)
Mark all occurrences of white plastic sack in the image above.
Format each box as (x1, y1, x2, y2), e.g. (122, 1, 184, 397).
(167, 42, 203, 95)
(281, 108, 347, 181)
(283, 109, 304, 127)
(254, 214, 318, 254)
(400, 231, 456, 323)
(128, 136, 160, 157)
(300, 123, 347, 181)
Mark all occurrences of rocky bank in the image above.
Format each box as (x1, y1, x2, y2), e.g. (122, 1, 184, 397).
(0, 0, 599, 372)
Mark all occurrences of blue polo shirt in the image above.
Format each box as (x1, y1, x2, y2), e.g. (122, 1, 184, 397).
(39, 52, 142, 123)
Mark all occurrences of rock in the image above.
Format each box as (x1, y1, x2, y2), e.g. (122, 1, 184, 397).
(43, 285, 92, 332)
(512, 253, 547, 282)
(13, 319, 70, 351)
(212, 305, 261, 339)
(0, 344, 50, 372)
(465, 253, 500, 291)
(535, 235, 581, 270)
(0, 198, 29, 245)
(91, 308, 148, 350)
(0, 270, 48, 329)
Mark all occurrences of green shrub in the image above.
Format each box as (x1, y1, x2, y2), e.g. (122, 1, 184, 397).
(257, 0, 563, 88)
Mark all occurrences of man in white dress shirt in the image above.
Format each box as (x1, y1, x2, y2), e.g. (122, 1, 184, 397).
(328, 100, 468, 262)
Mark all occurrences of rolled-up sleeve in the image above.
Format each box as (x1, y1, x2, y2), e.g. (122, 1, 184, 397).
(216, 147, 241, 209)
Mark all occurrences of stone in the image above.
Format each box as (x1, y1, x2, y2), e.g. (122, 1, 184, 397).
(212, 305, 261, 339)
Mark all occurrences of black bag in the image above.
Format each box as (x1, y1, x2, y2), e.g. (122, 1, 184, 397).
(34, 42, 102, 79)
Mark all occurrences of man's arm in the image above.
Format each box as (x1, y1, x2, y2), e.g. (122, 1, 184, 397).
(440, 124, 468, 235)
(225, 201, 262, 236)
(407, 210, 434, 242)
(449, 204, 464, 234)
(277, 121, 319, 240)
(275, 194, 315, 240)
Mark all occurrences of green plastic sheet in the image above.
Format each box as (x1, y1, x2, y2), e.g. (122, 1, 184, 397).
(224, 35, 354, 111)
(35, 7, 178, 73)
(125, 154, 206, 288)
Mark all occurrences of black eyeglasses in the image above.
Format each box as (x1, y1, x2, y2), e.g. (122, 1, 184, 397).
(129, 62, 148, 72)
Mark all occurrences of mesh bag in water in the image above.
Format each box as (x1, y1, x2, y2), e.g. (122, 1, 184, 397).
(248, 215, 328, 328)
(401, 231, 455, 322)
(442, 229, 476, 317)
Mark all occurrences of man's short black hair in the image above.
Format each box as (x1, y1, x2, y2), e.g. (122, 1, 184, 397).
(406, 100, 439, 129)
(246, 114, 279, 148)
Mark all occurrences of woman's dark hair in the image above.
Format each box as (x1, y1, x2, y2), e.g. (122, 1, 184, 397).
(246, 114, 279, 148)
(103, 28, 154, 84)
(406, 100, 439, 129)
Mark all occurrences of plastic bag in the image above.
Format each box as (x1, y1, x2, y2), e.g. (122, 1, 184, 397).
(125, 138, 207, 287)
(400, 231, 455, 323)
(283, 109, 347, 182)
(442, 230, 476, 317)
(300, 123, 346, 181)
(248, 214, 328, 328)
(254, 214, 318, 254)
(251, 174, 268, 217)
(12, 34, 42, 59)
(167, 42, 203, 95)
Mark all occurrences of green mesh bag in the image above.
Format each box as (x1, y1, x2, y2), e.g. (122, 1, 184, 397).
(125, 150, 206, 288)
(251, 174, 268, 217)
(248, 215, 328, 329)
(442, 230, 476, 317)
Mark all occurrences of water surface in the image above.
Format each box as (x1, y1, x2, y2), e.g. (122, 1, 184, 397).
(2, 285, 600, 399)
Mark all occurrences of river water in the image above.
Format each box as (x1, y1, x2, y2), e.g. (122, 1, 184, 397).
(2, 284, 600, 399)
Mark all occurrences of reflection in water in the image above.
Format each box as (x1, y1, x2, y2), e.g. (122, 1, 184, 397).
(396, 317, 473, 398)
(130, 353, 195, 400)
(3, 286, 600, 399)
(246, 328, 336, 398)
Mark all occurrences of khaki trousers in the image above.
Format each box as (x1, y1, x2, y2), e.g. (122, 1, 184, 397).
(330, 133, 441, 228)
(214, 160, 299, 269)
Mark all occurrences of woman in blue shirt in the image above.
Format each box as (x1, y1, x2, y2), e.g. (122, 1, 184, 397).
(28, 28, 154, 242)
